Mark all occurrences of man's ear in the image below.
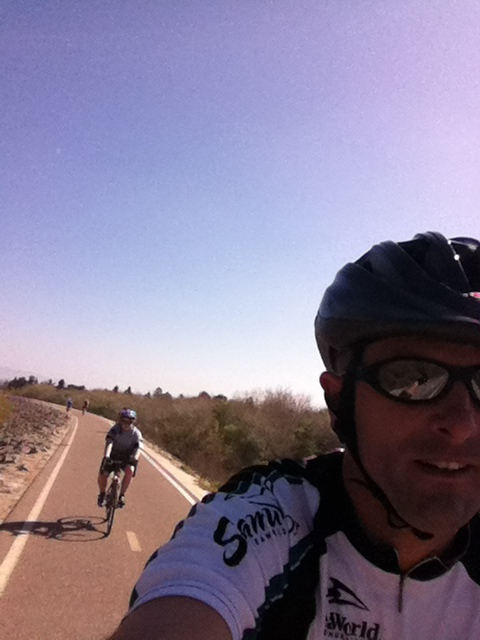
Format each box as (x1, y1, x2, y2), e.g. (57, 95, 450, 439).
(319, 371, 343, 419)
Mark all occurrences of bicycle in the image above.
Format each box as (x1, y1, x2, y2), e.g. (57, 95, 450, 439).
(104, 461, 124, 536)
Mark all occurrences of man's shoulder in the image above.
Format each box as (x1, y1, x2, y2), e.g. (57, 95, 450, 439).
(461, 515, 480, 585)
(303, 448, 344, 482)
(128, 426, 143, 442)
(216, 450, 344, 498)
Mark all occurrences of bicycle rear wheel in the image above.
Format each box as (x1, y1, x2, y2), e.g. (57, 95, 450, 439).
(105, 479, 119, 536)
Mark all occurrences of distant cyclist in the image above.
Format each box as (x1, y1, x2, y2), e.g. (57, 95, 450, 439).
(66, 398, 73, 413)
(97, 408, 143, 509)
(82, 399, 90, 415)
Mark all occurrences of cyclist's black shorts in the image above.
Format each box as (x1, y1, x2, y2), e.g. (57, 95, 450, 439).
(99, 456, 132, 475)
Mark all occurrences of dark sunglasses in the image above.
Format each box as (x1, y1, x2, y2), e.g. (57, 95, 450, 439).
(356, 358, 480, 406)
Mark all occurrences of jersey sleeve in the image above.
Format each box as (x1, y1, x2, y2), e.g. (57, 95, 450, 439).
(129, 461, 320, 640)
(105, 425, 117, 441)
(134, 428, 143, 449)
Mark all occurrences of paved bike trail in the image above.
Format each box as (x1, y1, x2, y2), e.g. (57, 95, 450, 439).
(0, 409, 207, 640)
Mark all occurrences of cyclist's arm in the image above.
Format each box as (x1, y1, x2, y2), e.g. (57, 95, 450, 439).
(129, 432, 142, 462)
(104, 440, 113, 458)
(130, 446, 141, 461)
(108, 596, 232, 640)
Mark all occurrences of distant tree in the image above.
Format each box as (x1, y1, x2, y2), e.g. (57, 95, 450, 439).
(28, 375, 38, 385)
(214, 394, 227, 402)
(112, 385, 119, 393)
(198, 391, 211, 400)
(124, 386, 132, 395)
(153, 387, 163, 397)
(8, 376, 28, 389)
(57, 379, 65, 390)
(144, 391, 151, 399)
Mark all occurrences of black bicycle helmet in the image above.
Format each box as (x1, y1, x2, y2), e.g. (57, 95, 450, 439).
(315, 231, 480, 374)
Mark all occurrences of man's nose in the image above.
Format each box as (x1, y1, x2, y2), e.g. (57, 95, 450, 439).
(434, 382, 480, 443)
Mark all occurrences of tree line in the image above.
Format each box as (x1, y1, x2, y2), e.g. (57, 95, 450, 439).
(1, 376, 219, 400)
(3, 380, 336, 487)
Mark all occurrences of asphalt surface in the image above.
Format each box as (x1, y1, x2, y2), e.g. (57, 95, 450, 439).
(0, 410, 207, 640)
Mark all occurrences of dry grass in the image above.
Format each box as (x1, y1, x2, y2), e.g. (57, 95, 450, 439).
(12, 385, 338, 486)
(0, 395, 11, 425)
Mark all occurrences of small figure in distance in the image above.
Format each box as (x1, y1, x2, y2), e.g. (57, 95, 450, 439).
(97, 408, 143, 509)
(66, 398, 73, 413)
(108, 232, 480, 640)
(82, 399, 89, 415)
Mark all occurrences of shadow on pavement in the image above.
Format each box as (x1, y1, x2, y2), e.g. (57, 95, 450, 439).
(0, 515, 108, 541)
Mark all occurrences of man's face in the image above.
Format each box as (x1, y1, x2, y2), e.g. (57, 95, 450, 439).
(120, 418, 134, 431)
(355, 336, 480, 535)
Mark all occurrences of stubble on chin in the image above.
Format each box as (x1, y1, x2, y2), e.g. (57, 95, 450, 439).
(387, 481, 478, 536)
(343, 451, 476, 540)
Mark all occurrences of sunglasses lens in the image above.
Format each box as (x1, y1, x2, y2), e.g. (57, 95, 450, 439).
(472, 371, 480, 402)
(377, 360, 448, 401)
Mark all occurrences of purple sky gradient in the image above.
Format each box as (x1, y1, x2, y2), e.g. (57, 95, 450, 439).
(1, 1, 480, 405)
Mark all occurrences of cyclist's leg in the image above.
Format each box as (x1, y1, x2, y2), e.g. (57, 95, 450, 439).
(120, 465, 134, 495)
(98, 471, 108, 494)
(97, 460, 110, 505)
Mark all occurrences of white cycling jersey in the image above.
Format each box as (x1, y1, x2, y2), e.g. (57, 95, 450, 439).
(130, 452, 480, 640)
(106, 424, 143, 458)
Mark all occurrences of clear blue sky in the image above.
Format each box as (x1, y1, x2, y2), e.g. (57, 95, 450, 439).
(2, 1, 480, 406)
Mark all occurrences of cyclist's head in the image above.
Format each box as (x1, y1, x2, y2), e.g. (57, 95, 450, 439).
(119, 408, 137, 427)
(315, 231, 480, 377)
(315, 231, 480, 539)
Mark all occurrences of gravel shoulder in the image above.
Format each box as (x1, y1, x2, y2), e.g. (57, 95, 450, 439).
(0, 396, 70, 523)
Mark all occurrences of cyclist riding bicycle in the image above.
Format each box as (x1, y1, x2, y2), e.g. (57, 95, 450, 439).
(109, 232, 480, 639)
(97, 408, 143, 509)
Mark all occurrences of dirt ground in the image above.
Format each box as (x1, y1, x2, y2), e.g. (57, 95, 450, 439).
(0, 396, 70, 523)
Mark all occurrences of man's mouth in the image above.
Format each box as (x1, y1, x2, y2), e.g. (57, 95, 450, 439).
(418, 460, 469, 472)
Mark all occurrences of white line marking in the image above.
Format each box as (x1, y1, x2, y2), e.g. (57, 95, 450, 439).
(142, 450, 196, 505)
(126, 531, 142, 552)
(0, 417, 79, 597)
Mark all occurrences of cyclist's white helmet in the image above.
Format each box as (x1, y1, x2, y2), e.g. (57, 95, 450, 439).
(120, 408, 137, 420)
